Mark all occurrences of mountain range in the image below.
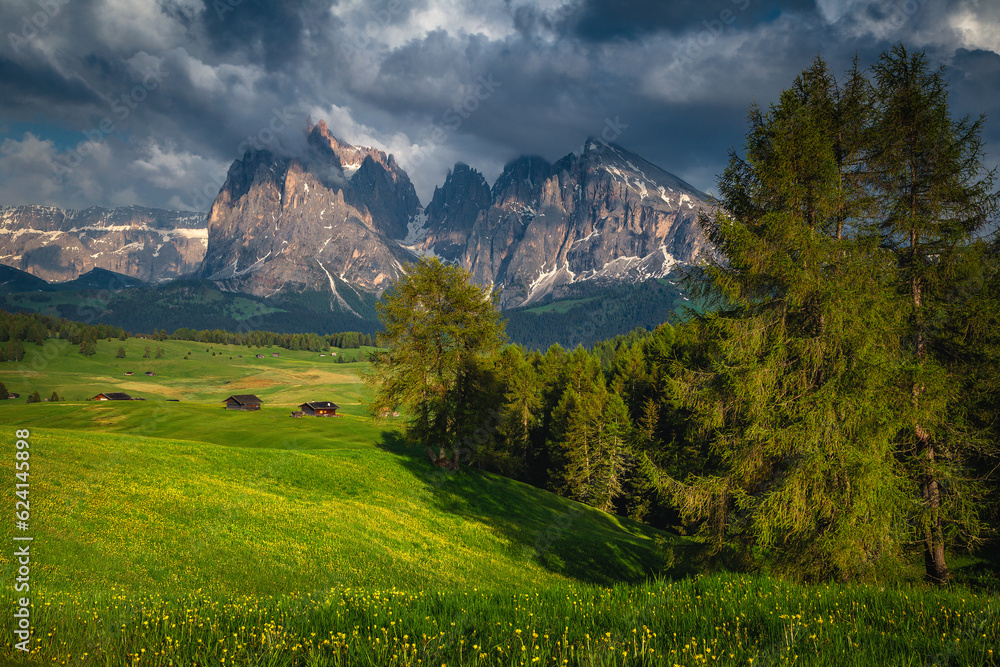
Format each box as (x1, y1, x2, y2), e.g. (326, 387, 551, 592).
(0, 122, 712, 340)
(0, 205, 205, 283)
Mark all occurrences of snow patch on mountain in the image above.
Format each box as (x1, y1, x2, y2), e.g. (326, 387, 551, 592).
(317, 259, 360, 317)
(403, 211, 429, 245)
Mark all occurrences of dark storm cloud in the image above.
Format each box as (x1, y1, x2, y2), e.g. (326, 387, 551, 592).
(202, 0, 334, 71)
(0, 0, 997, 210)
(572, 0, 817, 42)
(948, 48, 1000, 176)
(0, 54, 100, 114)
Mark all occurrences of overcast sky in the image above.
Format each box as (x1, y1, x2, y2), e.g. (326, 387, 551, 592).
(1, 0, 999, 211)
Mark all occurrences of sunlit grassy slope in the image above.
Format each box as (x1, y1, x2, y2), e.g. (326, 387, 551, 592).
(0, 336, 692, 600)
(2, 337, 377, 405)
(0, 337, 998, 666)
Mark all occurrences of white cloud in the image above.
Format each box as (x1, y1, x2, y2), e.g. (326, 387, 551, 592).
(159, 48, 265, 102)
(331, 0, 522, 50)
(635, 17, 800, 105)
(950, 7, 1000, 54)
(0, 132, 115, 208)
(131, 141, 227, 191)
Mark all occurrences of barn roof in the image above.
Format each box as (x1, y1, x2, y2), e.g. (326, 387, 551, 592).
(223, 394, 262, 405)
(97, 392, 133, 401)
(300, 401, 339, 409)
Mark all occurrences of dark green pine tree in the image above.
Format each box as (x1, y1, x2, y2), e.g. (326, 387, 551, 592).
(80, 337, 97, 357)
(868, 45, 999, 583)
(664, 56, 913, 580)
(547, 368, 633, 513)
(492, 345, 543, 478)
(588, 390, 632, 513)
(5, 339, 25, 362)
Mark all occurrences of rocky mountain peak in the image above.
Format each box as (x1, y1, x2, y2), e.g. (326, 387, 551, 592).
(491, 155, 553, 205)
(460, 142, 712, 307)
(304, 122, 420, 239)
(200, 125, 419, 304)
(416, 162, 493, 261)
(307, 121, 385, 175)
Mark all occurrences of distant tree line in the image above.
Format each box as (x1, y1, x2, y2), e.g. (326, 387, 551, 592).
(504, 279, 693, 350)
(163, 328, 373, 350)
(0, 309, 376, 362)
(0, 310, 130, 361)
(21, 280, 382, 338)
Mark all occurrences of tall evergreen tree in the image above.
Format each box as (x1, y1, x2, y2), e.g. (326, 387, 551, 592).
(660, 48, 997, 582)
(868, 45, 999, 583)
(665, 56, 913, 580)
(491, 345, 543, 477)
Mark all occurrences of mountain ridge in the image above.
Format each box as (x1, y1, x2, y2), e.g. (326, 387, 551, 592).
(412, 139, 711, 307)
(0, 204, 206, 283)
(0, 128, 712, 331)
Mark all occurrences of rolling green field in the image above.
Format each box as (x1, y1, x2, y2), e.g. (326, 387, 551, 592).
(0, 337, 997, 665)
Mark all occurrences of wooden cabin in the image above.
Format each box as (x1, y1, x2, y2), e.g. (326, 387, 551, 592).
(123, 371, 134, 376)
(223, 394, 262, 411)
(291, 410, 305, 418)
(272, 353, 280, 358)
(144, 371, 156, 376)
(91, 392, 134, 401)
(298, 401, 339, 417)
(255, 354, 264, 358)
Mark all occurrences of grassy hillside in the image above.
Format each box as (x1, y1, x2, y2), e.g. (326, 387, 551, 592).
(0, 428, 687, 596)
(0, 336, 996, 666)
(4, 336, 378, 405)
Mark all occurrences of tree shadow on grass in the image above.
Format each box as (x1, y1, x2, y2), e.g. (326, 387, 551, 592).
(376, 430, 703, 587)
(950, 542, 1000, 593)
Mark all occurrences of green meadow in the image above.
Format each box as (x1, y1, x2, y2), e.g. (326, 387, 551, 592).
(0, 337, 997, 665)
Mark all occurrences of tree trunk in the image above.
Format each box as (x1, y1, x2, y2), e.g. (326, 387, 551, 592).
(921, 435, 950, 583)
(911, 247, 950, 584)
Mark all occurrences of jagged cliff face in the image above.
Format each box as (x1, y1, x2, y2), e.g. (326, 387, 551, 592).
(201, 130, 709, 309)
(0, 205, 206, 283)
(306, 121, 420, 240)
(415, 141, 711, 307)
(200, 145, 415, 306)
(417, 163, 492, 262)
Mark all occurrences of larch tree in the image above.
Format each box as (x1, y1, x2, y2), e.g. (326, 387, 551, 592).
(661, 48, 998, 582)
(664, 56, 913, 580)
(868, 45, 998, 583)
(363, 257, 506, 470)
